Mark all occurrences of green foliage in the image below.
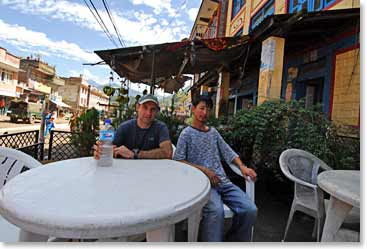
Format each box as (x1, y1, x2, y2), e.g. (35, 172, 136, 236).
(156, 109, 185, 146)
(218, 100, 360, 177)
(71, 108, 100, 157)
(111, 103, 136, 130)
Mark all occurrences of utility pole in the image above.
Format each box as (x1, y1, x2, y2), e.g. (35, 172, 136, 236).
(150, 49, 156, 94)
(39, 95, 49, 144)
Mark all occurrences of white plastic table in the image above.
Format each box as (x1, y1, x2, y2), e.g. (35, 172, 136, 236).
(317, 170, 360, 242)
(0, 157, 210, 242)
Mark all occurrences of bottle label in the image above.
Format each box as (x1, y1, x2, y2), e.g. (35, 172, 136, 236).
(100, 130, 114, 141)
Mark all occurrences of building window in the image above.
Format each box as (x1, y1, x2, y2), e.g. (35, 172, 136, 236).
(288, 0, 337, 13)
(232, 0, 245, 19)
(296, 78, 324, 108)
(250, 0, 274, 30)
(1, 71, 5, 81)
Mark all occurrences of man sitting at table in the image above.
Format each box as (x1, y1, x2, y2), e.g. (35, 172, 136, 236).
(94, 94, 172, 160)
(173, 95, 257, 242)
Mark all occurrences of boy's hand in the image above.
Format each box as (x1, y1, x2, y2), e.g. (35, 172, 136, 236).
(203, 168, 220, 187)
(240, 165, 257, 182)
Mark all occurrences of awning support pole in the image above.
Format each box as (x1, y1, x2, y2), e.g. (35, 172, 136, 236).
(150, 49, 156, 94)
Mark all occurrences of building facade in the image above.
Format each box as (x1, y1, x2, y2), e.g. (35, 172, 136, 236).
(18, 58, 53, 103)
(190, 0, 360, 130)
(0, 47, 21, 113)
(60, 76, 109, 112)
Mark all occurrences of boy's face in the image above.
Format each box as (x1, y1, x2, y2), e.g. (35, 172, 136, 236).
(192, 101, 211, 123)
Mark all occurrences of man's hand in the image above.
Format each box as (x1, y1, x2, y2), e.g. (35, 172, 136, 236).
(113, 145, 134, 159)
(239, 164, 257, 182)
(93, 141, 116, 160)
(203, 168, 220, 187)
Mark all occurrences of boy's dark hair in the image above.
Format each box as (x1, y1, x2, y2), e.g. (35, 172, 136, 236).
(192, 95, 213, 109)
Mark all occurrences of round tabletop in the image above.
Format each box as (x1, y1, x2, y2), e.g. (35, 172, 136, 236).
(317, 170, 360, 208)
(0, 157, 210, 239)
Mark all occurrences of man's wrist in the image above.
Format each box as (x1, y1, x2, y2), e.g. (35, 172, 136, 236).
(133, 149, 140, 159)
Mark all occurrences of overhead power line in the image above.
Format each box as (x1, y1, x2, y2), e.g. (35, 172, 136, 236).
(83, 0, 118, 47)
(102, 0, 126, 47)
(159, 0, 188, 38)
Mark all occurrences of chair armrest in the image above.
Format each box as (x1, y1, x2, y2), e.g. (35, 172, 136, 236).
(282, 168, 318, 189)
(228, 163, 255, 203)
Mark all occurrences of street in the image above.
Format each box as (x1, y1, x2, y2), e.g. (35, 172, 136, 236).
(0, 115, 70, 135)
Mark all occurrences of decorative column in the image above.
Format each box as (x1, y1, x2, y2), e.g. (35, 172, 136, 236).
(215, 71, 230, 118)
(257, 36, 285, 105)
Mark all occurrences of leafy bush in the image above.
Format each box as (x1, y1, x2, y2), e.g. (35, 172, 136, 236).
(218, 100, 360, 183)
(156, 109, 185, 146)
(71, 108, 100, 157)
(111, 103, 136, 130)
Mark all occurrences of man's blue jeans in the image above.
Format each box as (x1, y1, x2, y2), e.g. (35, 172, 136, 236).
(198, 182, 257, 242)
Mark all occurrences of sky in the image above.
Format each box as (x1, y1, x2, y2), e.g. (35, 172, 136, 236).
(0, 0, 201, 94)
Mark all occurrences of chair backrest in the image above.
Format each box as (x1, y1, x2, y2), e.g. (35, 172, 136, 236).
(0, 147, 42, 189)
(279, 149, 332, 187)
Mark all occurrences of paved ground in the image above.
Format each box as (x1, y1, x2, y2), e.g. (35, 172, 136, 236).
(0, 115, 70, 134)
(173, 173, 317, 242)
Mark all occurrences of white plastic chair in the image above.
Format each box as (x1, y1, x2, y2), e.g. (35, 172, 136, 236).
(0, 147, 42, 242)
(171, 144, 176, 158)
(224, 163, 255, 241)
(279, 149, 332, 242)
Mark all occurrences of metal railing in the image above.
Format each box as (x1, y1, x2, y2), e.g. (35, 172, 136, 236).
(0, 130, 44, 160)
(48, 130, 80, 161)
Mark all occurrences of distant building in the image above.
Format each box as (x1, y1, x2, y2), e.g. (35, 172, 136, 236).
(60, 76, 109, 112)
(0, 47, 21, 110)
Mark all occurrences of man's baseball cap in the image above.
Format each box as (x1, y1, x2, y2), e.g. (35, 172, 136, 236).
(138, 94, 160, 110)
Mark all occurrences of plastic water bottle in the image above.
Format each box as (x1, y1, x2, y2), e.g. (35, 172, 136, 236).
(98, 119, 115, 167)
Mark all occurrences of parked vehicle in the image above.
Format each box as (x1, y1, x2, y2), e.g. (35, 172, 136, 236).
(7, 100, 42, 124)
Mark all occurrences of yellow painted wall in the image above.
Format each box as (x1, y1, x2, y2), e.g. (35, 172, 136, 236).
(225, 0, 233, 36)
(251, 0, 265, 13)
(327, 0, 360, 10)
(331, 47, 360, 126)
(275, 0, 287, 14)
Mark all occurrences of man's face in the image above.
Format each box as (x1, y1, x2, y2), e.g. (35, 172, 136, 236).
(137, 102, 159, 124)
(192, 101, 211, 123)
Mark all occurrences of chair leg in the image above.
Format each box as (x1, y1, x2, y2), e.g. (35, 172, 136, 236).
(283, 208, 295, 241)
(312, 220, 317, 239)
(316, 214, 326, 242)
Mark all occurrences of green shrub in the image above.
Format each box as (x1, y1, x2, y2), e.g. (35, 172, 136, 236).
(156, 109, 185, 146)
(218, 100, 360, 180)
(71, 108, 100, 157)
(112, 103, 136, 130)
